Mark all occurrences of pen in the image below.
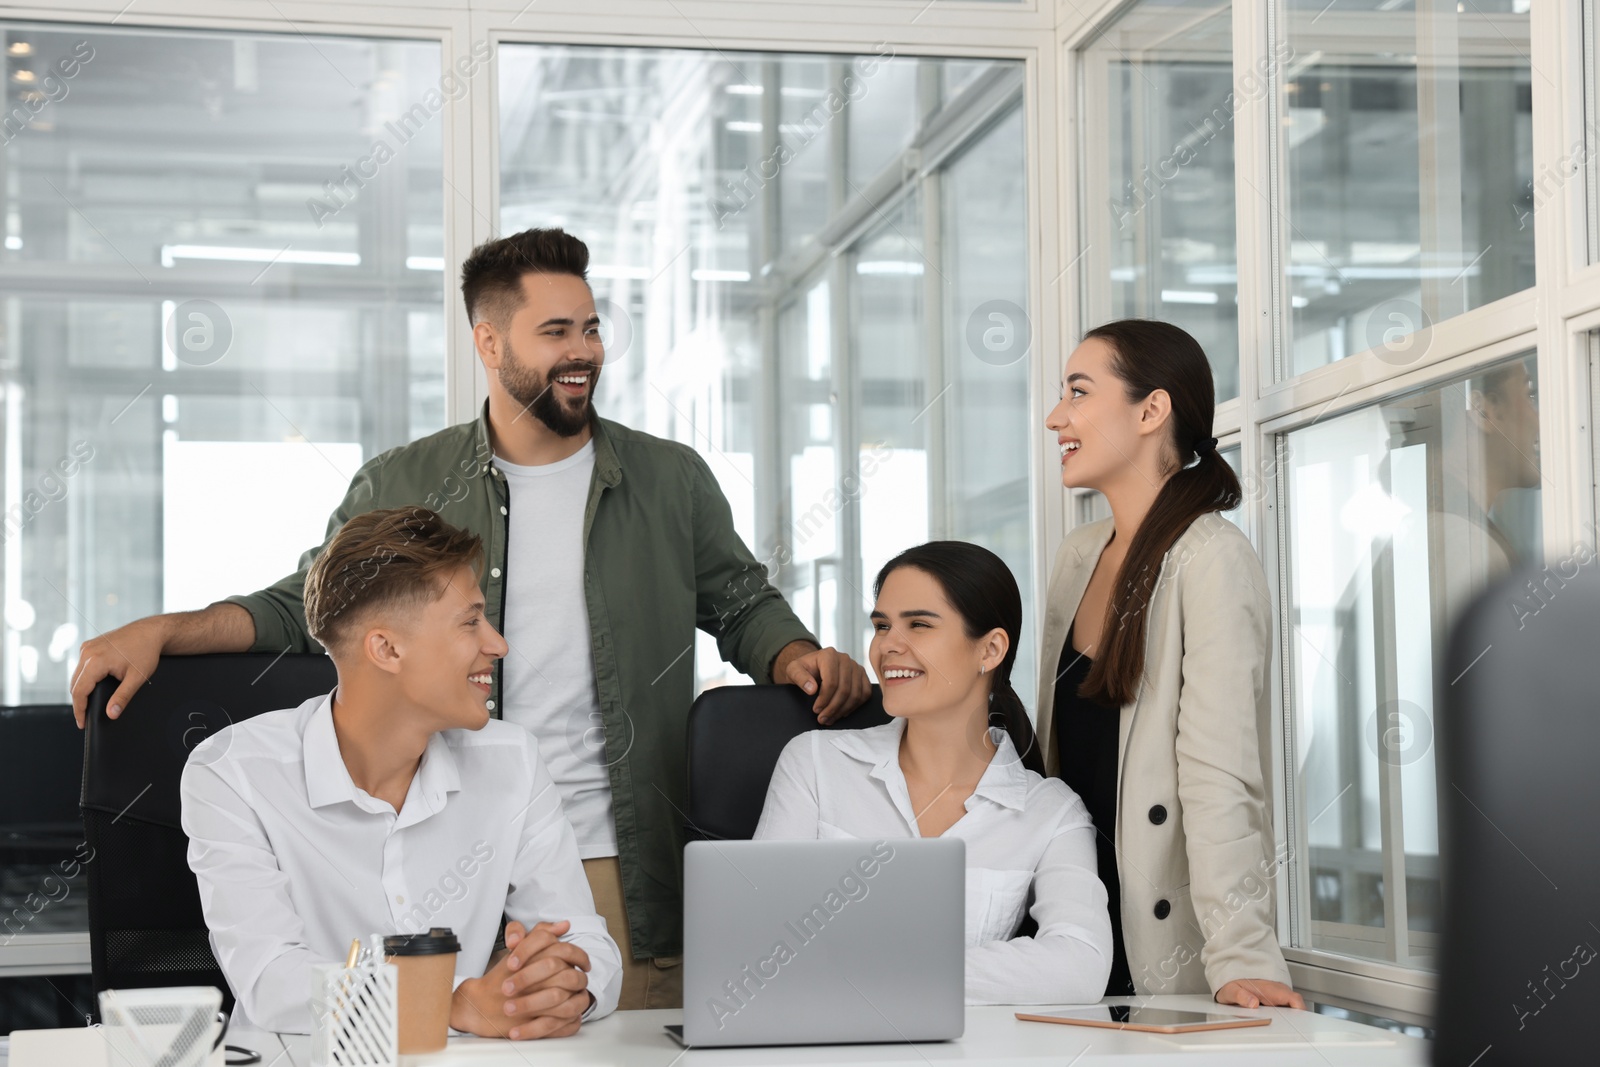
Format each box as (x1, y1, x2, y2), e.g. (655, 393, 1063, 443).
(333, 938, 362, 1024)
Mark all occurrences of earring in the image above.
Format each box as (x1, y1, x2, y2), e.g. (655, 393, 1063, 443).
(979, 664, 986, 675)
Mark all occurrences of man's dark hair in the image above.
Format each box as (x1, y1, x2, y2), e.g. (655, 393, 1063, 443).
(460, 227, 590, 327)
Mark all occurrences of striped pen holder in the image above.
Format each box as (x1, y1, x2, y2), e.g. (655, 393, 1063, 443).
(310, 960, 400, 1067)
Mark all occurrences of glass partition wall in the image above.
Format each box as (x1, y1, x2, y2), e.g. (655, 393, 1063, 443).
(1275, 0, 1536, 975)
(497, 46, 1033, 694)
(0, 24, 448, 708)
(1079, 0, 1242, 402)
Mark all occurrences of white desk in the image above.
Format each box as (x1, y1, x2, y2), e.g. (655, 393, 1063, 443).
(272, 996, 1427, 1067)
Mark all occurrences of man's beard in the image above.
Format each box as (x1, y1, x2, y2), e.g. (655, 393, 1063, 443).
(499, 340, 599, 437)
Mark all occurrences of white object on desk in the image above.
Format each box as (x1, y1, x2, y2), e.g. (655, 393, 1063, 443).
(310, 960, 398, 1066)
(6, 1027, 226, 1067)
(98, 986, 227, 1067)
(271, 995, 1428, 1066)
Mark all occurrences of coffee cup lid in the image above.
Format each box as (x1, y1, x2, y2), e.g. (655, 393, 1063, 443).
(383, 928, 461, 956)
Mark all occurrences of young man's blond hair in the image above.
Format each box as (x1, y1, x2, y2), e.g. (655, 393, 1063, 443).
(303, 506, 483, 654)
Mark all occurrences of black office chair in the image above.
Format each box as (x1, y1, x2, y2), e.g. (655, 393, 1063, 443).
(1, 704, 83, 867)
(1434, 562, 1600, 1066)
(80, 652, 337, 1008)
(683, 683, 891, 841)
(1, 702, 89, 947)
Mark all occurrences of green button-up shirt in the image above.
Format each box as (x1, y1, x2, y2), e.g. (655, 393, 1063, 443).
(226, 405, 814, 958)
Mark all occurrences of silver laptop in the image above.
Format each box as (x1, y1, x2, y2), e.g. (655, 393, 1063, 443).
(670, 837, 965, 1048)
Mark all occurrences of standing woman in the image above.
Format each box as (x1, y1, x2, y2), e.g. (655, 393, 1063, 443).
(1038, 319, 1302, 1010)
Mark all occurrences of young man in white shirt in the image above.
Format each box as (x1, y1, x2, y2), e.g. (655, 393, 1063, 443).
(180, 506, 621, 1036)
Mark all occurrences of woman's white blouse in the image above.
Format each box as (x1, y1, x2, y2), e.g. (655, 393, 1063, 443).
(753, 718, 1113, 1005)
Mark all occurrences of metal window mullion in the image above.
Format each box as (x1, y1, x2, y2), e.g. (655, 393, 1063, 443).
(1077, 47, 1115, 340)
(1272, 434, 1312, 950)
(826, 59, 864, 660)
(1236, 0, 1302, 950)
(1416, 0, 1468, 326)
(1369, 462, 1412, 966)
(1124, 57, 1155, 317)
(1569, 8, 1597, 559)
(1588, 333, 1600, 546)
(756, 60, 785, 571)
(921, 169, 951, 541)
(1, 365, 19, 707)
(1586, 2, 1600, 266)
(829, 60, 850, 215)
(463, 11, 496, 425)
(367, 71, 413, 455)
(1232, 0, 1293, 397)
(1531, 0, 1592, 562)
(831, 251, 863, 660)
(1232, 0, 1276, 535)
(1030, 41, 1072, 606)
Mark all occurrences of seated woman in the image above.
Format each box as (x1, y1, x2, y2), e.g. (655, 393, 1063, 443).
(754, 541, 1112, 1005)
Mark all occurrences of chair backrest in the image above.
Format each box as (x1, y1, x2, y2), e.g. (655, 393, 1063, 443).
(1435, 562, 1600, 1065)
(1, 703, 88, 943)
(684, 684, 890, 841)
(80, 653, 337, 1007)
(0, 703, 82, 851)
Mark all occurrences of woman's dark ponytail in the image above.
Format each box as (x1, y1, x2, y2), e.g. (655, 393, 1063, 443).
(1078, 320, 1243, 708)
(873, 541, 1046, 777)
(987, 680, 1044, 778)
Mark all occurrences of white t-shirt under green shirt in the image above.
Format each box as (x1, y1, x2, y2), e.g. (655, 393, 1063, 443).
(494, 439, 617, 859)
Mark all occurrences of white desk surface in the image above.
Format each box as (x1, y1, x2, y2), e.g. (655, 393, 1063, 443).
(267, 996, 1426, 1067)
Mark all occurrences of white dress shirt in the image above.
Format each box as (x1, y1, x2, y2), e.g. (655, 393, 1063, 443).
(753, 718, 1112, 1005)
(180, 693, 622, 1032)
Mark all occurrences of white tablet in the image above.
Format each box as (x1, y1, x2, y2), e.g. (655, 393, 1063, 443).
(1016, 1006, 1273, 1034)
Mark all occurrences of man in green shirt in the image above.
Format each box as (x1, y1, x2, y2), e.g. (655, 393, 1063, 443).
(73, 227, 872, 1010)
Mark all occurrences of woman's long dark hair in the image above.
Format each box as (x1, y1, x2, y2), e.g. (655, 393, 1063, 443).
(873, 541, 1045, 777)
(1079, 319, 1242, 707)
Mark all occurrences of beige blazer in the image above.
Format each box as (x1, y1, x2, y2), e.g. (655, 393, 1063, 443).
(1034, 513, 1292, 996)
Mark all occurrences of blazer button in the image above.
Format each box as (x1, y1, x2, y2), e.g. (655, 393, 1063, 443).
(1148, 804, 1167, 825)
(1154, 899, 1171, 920)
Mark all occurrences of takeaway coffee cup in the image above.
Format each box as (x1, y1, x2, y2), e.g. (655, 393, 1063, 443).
(384, 927, 460, 1053)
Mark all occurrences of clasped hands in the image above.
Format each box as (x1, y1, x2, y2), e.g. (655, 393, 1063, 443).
(449, 919, 593, 1040)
